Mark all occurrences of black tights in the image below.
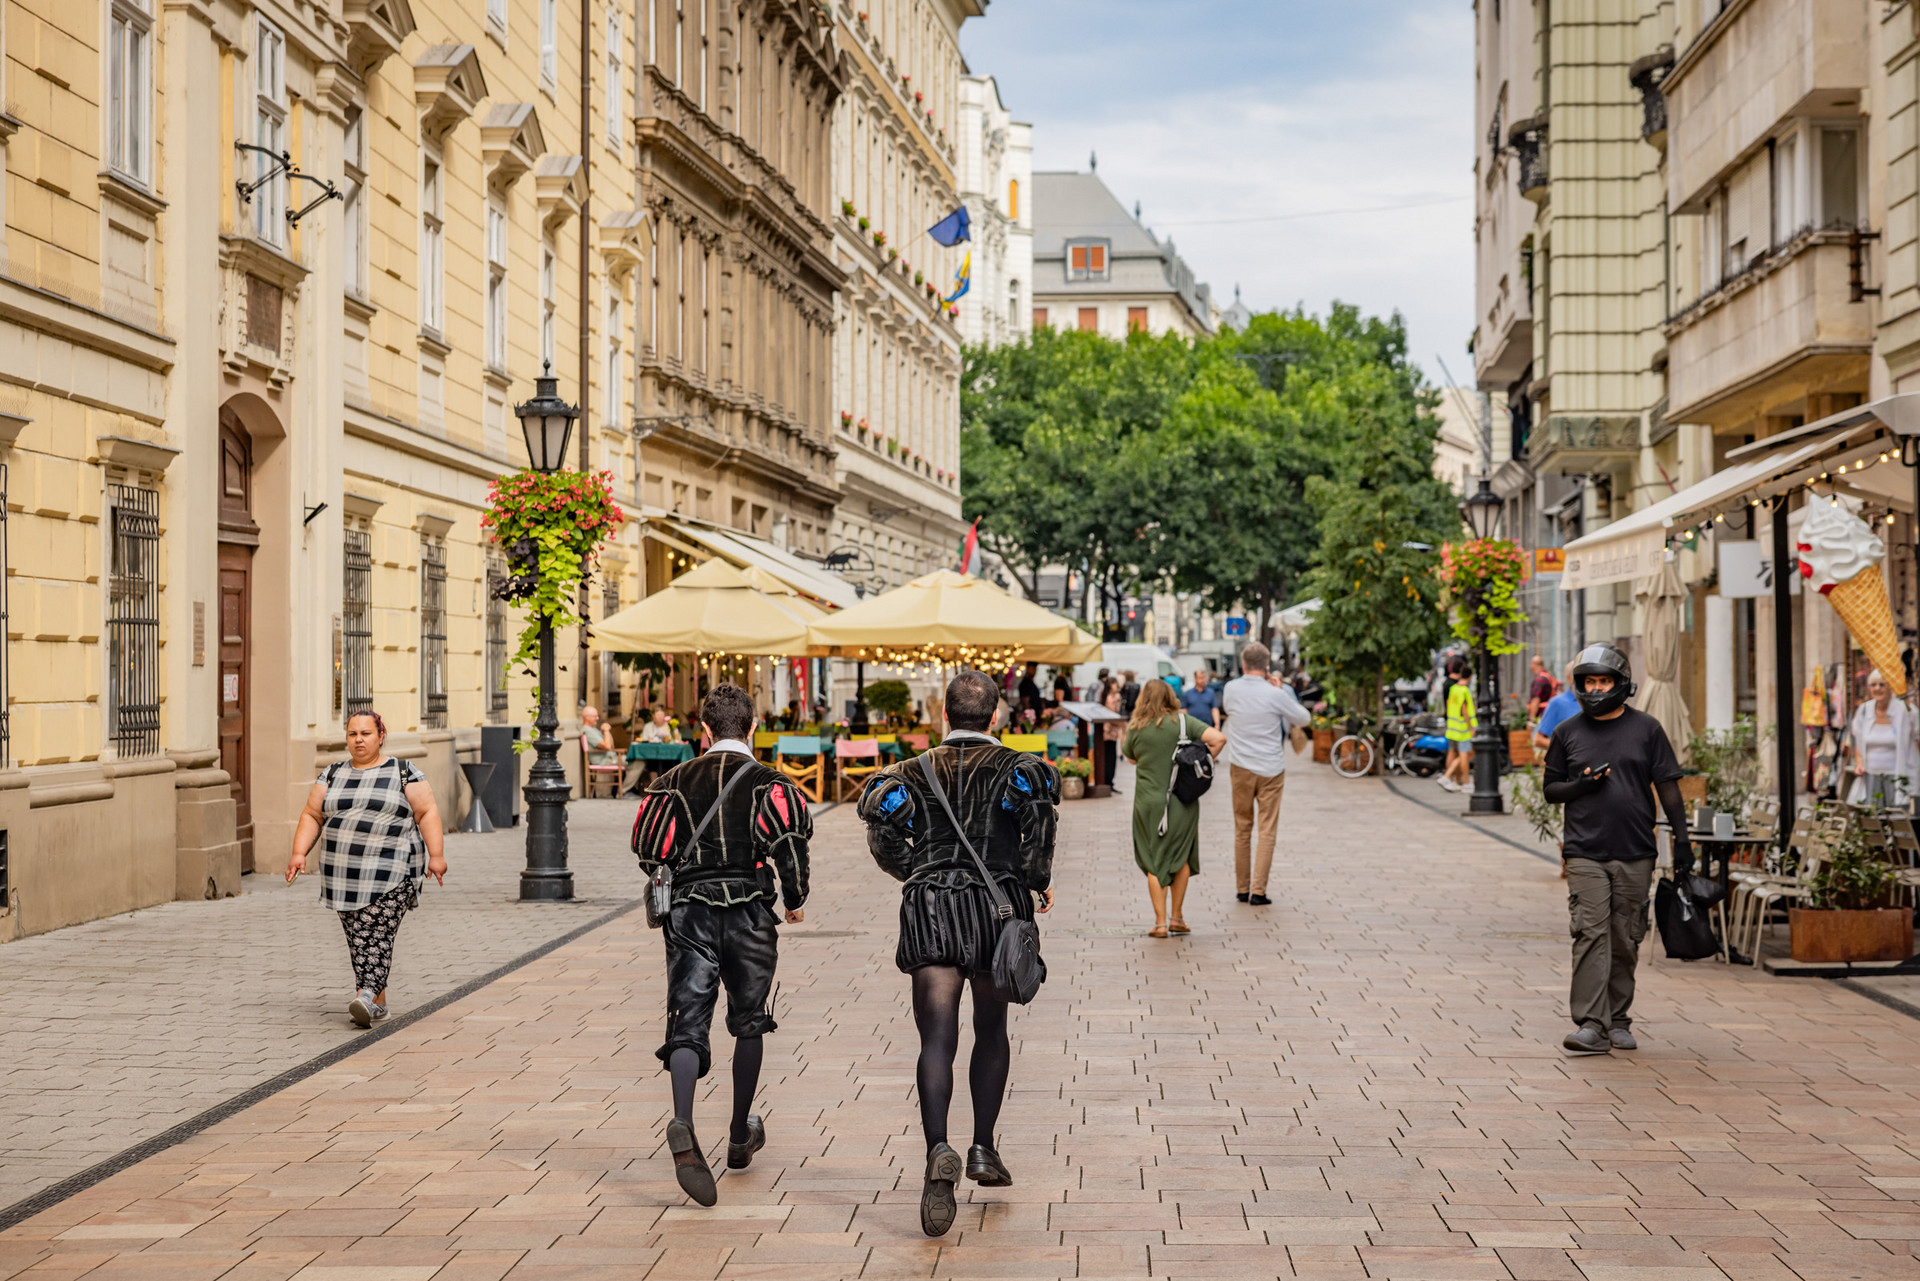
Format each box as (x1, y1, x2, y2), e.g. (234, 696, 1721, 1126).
(911, 966, 1011, 1152)
(668, 1037, 763, 1145)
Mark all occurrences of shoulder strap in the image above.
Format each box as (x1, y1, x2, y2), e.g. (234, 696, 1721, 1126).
(684, 756, 754, 855)
(917, 749, 1015, 921)
(1160, 715, 1190, 838)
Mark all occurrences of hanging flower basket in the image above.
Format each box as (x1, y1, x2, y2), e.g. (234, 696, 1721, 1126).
(1438, 539, 1528, 656)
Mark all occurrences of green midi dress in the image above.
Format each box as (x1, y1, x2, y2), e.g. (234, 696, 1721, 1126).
(1123, 713, 1211, 885)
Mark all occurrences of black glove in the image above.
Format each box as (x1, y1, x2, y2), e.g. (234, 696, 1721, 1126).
(1672, 842, 1695, 881)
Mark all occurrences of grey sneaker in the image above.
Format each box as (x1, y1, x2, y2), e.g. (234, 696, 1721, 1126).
(1563, 1025, 1611, 1054)
(370, 1001, 389, 1023)
(348, 989, 376, 1028)
(1608, 1027, 1637, 1050)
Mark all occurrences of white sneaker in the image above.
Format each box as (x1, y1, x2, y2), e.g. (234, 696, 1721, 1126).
(349, 989, 376, 1028)
(1437, 777, 1460, 792)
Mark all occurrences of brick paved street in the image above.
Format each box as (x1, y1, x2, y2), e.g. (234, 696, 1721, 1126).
(6, 758, 1920, 1279)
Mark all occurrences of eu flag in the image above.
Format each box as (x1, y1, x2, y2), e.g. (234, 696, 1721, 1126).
(926, 206, 971, 246)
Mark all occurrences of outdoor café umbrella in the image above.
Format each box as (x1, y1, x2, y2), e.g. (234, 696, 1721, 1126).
(1632, 558, 1692, 764)
(1275, 598, 1323, 635)
(589, 557, 815, 656)
(807, 569, 1102, 666)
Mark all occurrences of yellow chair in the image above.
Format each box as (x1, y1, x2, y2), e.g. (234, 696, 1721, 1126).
(775, 735, 826, 804)
(834, 737, 883, 801)
(752, 730, 781, 761)
(1000, 733, 1048, 756)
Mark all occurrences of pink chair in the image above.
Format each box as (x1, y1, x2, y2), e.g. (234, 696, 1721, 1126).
(901, 733, 931, 752)
(835, 737, 883, 801)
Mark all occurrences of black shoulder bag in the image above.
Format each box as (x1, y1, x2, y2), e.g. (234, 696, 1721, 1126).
(917, 750, 1045, 1004)
(1159, 717, 1215, 836)
(646, 757, 753, 929)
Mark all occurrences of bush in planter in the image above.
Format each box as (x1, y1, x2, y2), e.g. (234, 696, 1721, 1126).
(862, 678, 913, 724)
(1685, 717, 1767, 819)
(1808, 823, 1899, 911)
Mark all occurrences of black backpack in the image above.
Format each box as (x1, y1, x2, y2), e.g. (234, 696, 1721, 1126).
(1158, 717, 1215, 835)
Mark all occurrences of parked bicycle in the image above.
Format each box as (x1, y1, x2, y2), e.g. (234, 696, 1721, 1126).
(1329, 713, 1450, 780)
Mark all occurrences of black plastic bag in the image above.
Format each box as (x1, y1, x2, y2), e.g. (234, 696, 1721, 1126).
(1654, 876, 1720, 961)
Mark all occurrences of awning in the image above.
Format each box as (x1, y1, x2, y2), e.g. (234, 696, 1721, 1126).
(642, 514, 861, 610)
(1560, 419, 1892, 591)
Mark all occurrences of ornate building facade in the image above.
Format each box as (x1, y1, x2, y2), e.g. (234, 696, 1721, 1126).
(955, 73, 1031, 351)
(824, 0, 973, 604)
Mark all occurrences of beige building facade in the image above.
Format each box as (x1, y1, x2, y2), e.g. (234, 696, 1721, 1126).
(824, 0, 971, 605)
(0, 0, 853, 941)
(955, 72, 1030, 351)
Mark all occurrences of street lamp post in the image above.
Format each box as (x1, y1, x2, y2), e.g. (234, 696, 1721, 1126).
(514, 362, 580, 901)
(1461, 476, 1506, 815)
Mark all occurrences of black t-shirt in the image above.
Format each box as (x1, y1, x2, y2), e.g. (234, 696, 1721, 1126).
(1543, 705, 1683, 862)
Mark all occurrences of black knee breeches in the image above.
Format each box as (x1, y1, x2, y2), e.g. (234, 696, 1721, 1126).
(658, 899, 781, 1077)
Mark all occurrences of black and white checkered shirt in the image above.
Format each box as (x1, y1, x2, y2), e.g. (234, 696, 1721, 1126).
(317, 757, 427, 912)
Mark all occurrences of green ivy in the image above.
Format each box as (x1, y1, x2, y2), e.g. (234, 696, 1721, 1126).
(481, 468, 625, 722)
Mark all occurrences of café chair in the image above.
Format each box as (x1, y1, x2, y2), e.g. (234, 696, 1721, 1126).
(1000, 733, 1048, 756)
(775, 735, 826, 804)
(1044, 723, 1079, 761)
(752, 729, 781, 761)
(835, 737, 883, 801)
(586, 759, 624, 799)
(901, 732, 931, 753)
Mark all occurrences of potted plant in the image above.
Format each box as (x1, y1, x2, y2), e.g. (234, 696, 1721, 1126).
(857, 215, 870, 231)
(1685, 718, 1764, 817)
(1057, 755, 1091, 800)
(1791, 819, 1912, 962)
(1310, 710, 1338, 764)
(1510, 766, 1561, 850)
(863, 679, 913, 727)
(1504, 698, 1533, 767)
(841, 198, 856, 217)
(872, 230, 887, 249)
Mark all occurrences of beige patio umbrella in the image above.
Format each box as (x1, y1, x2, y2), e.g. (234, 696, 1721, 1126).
(1633, 558, 1693, 764)
(807, 570, 1102, 665)
(589, 557, 817, 655)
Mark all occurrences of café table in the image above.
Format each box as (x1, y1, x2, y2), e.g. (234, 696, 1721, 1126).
(622, 740, 696, 794)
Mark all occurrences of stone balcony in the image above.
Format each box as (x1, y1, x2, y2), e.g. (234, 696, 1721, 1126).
(1528, 414, 1640, 476)
(1665, 232, 1874, 426)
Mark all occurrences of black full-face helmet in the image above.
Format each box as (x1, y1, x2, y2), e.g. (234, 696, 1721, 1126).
(1571, 642, 1635, 717)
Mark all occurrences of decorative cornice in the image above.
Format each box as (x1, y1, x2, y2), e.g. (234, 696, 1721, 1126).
(481, 103, 545, 189)
(344, 0, 415, 78)
(414, 44, 486, 143)
(535, 155, 586, 231)
(598, 210, 651, 273)
(96, 434, 182, 475)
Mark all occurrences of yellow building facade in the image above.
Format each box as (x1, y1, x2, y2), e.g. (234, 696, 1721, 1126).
(0, 0, 849, 940)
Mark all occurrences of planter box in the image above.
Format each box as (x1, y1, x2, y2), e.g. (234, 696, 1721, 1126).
(1507, 729, 1533, 768)
(1060, 776, 1086, 801)
(1789, 908, 1914, 963)
(1312, 728, 1334, 764)
(1677, 774, 1708, 805)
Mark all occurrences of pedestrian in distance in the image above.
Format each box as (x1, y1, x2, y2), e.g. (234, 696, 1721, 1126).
(1526, 654, 1557, 721)
(1100, 676, 1126, 794)
(1542, 643, 1692, 1055)
(631, 683, 812, 1206)
(1219, 642, 1310, 906)
(1120, 669, 1142, 716)
(1440, 657, 1475, 793)
(857, 669, 1060, 1237)
(1050, 666, 1074, 709)
(1179, 666, 1223, 730)
(1531, 663, 1579, 758)
(1087, 666, 1111, 702)
(285, 710, 447, 1028)
(1124, 679, 1225, 937)
(1016, 661, 1045, 720)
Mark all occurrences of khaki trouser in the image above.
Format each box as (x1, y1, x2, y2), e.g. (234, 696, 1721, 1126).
(1229, 765, 1286, 896)
(1565, 857, 1654, 1032)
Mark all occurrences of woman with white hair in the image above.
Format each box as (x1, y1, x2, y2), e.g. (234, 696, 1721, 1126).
(1848, 669, 1917, 807)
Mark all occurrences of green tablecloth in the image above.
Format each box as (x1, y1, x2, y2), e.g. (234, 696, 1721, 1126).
(627, 741, 696, 765)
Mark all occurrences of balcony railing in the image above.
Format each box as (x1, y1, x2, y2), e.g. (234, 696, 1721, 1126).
(1528, 415, 1640, 476)
(1508, 114, 1548, 202)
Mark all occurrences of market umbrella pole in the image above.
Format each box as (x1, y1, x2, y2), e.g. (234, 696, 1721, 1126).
(1772, 499, 1797, 851)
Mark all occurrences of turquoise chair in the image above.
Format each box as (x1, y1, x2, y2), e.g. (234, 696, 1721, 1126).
(775, 735, 825, 802)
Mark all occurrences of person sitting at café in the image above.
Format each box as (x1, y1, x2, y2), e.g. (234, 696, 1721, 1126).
(641, 708, 674, 744)
(582, 705, 620, 767)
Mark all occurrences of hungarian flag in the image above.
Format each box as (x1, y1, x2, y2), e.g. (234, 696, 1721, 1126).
(957, 517, 980, 575)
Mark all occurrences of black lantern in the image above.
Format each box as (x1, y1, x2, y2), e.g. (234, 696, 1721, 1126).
(514, 361, 578, 474)
(1461, 475, 1504, 540)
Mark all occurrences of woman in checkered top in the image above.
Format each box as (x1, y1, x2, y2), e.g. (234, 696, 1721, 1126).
(286, 710, 448, 1027)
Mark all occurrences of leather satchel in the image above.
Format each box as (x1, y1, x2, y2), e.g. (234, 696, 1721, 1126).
(645, 757, 752, 929)
(917, 750, 1044, 1004)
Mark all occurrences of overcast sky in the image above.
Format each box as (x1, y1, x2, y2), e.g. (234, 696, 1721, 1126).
(960, 0, 1474, 389)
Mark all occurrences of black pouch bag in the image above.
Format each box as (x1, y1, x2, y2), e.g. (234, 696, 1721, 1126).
(918, 750, 1044, 1004)
(1654, 875, 1720, 961)
(1159, 716, 1215, 835)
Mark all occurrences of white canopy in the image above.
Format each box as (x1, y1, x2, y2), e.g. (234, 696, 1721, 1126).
(1275, 598, 1322, 635)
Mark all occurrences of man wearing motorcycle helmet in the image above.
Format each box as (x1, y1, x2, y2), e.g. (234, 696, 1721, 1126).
(1541, 642, 1693, 1055)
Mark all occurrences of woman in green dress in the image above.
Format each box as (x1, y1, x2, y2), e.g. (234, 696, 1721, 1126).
(1123, 679, 1226, 937)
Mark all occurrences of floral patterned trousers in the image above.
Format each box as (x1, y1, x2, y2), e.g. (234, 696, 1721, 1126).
(337, 883, 413, 994)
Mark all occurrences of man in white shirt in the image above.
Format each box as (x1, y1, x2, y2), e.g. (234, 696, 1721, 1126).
(1219, 642, 1310, 906)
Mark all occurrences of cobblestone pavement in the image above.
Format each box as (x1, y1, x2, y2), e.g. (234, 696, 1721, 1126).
(0, 799, 657, 1208)
(6, 758, 1920, 1279)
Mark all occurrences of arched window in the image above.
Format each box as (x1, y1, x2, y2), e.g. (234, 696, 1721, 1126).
(1007, 178, 1019, 220)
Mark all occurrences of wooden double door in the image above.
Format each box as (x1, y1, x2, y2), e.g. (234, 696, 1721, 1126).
(218, 412, 257, 870)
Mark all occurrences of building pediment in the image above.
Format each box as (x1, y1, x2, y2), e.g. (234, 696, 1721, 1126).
(344, 0, 415, 77)
(535, 155, 585, 231)
(599, 210, 651, 275)
(481, 103, 545, 189)
(415, 44, 487, 142)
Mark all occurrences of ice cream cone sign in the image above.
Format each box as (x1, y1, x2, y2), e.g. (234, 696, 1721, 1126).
(1799, 495, 1907, 697)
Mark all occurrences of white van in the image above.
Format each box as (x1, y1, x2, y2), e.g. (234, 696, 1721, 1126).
(1064, 644, 1180, 699)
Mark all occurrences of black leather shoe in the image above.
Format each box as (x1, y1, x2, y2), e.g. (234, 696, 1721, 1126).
(920, 1141, 962, 1236)
(966, 1144, 1012, 1187)
(1248, 894, 1272, 906)
(666, 1117, 717, 1206)
(727, 1114, 766, 1169)
(1236, 893, 1250, 903)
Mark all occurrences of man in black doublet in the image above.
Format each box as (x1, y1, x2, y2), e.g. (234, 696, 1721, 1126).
(858, 669, 1059, 1237)
(633, 684, 810, 1206)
